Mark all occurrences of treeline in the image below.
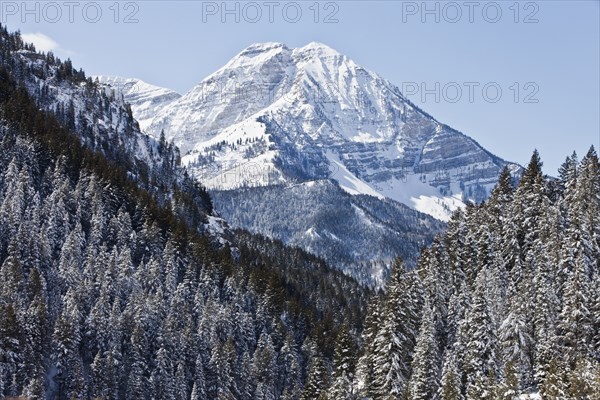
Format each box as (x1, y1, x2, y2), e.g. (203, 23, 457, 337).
(351, 149, 600, 399)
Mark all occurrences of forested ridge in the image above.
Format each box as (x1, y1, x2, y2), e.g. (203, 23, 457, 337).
(0, 26, 369, 399)
(0, 24, 213, 226)
(212, 181, 445, 286)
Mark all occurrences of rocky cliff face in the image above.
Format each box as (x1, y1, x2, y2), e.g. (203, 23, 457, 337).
(103, 42, 520, 220)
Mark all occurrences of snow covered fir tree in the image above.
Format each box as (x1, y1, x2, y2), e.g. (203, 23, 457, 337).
(354, 150, 600, 399)
(0, 25, 599, 399)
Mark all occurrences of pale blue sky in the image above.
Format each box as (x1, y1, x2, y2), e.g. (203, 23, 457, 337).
(2, 0, 599, 174)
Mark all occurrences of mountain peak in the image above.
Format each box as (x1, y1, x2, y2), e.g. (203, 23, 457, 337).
(234, 41, 341, 62)
(298, 41, 341, 56)
(219, 42, 291, 71)
(113, 42, 520, 220)
(237, 42, 289, 56)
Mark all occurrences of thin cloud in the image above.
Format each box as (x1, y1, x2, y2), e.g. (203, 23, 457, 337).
(21, 32, 75, 57)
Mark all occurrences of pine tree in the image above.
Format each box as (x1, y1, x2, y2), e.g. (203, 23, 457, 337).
(279, 333, 302, 397)
(52, 294, 85, 400)
(174, 360, 188, 400)
(539, 357, 567, 399)
(91, 348, 119, 400)
(464, 269, 498, 397)
(151, 346, 175, 400)
(127, 321, 149, 399)
(368, 259, 423, 399)
(301, 356, 329, 400)
(591, 363, 600, 400)
(591, 279, 600, 361)
(566, 358, 595, 399)
(420, 238, 450, 349)
(577, 147, 600, 285)
(409, 299, 441, 400)
(439, 351, 464, 400)
(557, 244, 593, 366)
(513, 150, 546, 258)
(191, 354, 207, 400)
(466, 370, 495, 400)
(208, 339, 236, 400)
(330, 325, 357, 400)
(355, 294, 382, 395)
(499, 288, 533, 389)
(496, 359, 519, 400)
(21, 284, 48, 398)
(488, 166, 515, 215)
(0, 303, 22, 398)
(252, 331, 276, 400)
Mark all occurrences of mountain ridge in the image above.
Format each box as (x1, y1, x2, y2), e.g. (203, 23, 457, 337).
(100, 41, 521, 220)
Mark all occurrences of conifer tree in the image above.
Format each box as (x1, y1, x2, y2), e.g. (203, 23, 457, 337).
(370, 259, 423, 398)
(252, 331, 276, 400)
(355, 294, 382, 395)
(566, 358, 595, 399)
(151, 346, 175, 400)
(496, 359, 519, 400)
(330, 325, 357, 399)
(191, 354, 207, 400)
(557, 246, 593, 366)
(279, 332, 302, 396)
(464, 269, 498, 396)
(439, 351, 464, 400)
(301, 356, 329, 400)
(0, 302, 21, 398)
(409, 299, 441, 400)
(127, 323, 149, 399)
(539, 357, 567, 399)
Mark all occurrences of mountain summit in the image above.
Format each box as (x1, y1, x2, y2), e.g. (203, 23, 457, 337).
(101, 42, 520, 220)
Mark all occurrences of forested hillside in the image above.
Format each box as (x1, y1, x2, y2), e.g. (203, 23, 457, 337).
(0, 25, 212, 226)
(1, 23, 598, 400)
(212, 181, 445, 286)
(352, 150, 600, 399)
(0, 26, 369, 399)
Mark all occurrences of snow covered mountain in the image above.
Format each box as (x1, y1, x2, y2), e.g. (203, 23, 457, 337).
(94, 75, 181, 131)
(109, 42, 520, 221)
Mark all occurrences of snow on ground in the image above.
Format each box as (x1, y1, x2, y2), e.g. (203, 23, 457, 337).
(350, 131, 386, 143)
(371, 174, 463, 221)
(188, 118, 268, 153)
(94, 75, 181, 131)
(182, 118, 284, 190)
(205, 215, 226, 235)
(519, 393, 541, 400)
(324, 151, 462, 220)
(304, 227, 321, 239)
(325, 151, 384, 199)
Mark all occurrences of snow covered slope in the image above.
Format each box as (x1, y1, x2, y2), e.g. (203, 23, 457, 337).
(94, 75, 181, 131)
(108, 42, 521, 220)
